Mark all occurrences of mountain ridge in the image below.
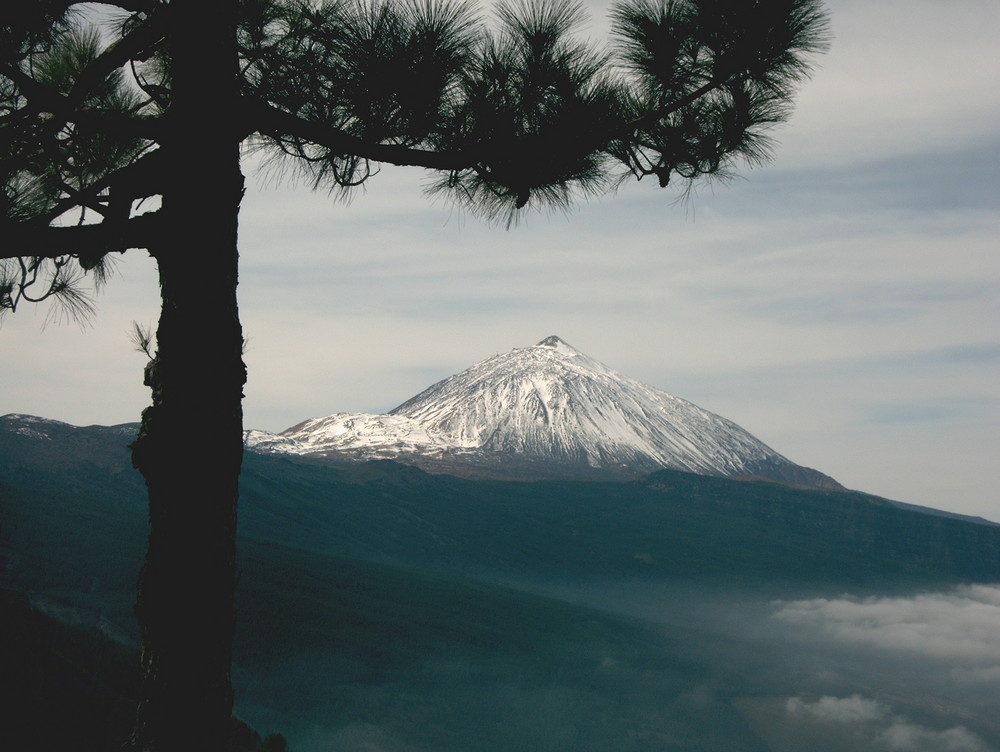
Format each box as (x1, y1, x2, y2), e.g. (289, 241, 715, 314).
(5, 411, 994, 530)
(3, 413, 999, 593)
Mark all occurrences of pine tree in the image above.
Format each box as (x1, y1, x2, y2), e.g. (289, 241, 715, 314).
(1, 1, 829, 749)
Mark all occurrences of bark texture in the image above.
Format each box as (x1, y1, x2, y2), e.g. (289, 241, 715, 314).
(129, 1, 246, 750)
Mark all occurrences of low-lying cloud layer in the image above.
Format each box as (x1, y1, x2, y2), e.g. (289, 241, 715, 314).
(781, 694, 994, 752)
(733, 586, 1000, 751)
(538, 581, 1000, 752)
(774, 585, 1000, 666)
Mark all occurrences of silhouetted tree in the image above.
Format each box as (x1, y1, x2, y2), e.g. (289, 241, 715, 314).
(0, 0, 828, 749)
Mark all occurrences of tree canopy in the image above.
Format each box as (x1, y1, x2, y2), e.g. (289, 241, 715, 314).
(2, 0, 829, 307)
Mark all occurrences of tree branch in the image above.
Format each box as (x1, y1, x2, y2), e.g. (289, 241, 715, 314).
(68, 6, 166, 104)
(0, 211, 162, 259)
(246, 99, 479, 171)
(37, 147, 163, 225)
(245, 72, 736, 180)
(1, 62, 165, 141)
(627, 78, 724, 134)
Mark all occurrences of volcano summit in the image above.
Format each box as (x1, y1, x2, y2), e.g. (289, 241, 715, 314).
(248, 336, 840, 488)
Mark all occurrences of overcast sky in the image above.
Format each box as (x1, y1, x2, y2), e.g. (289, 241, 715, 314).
(2, 0, 998, 520)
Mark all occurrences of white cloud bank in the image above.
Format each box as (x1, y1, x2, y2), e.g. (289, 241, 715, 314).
(774, 585, 1000, 666)
(785, 694, 995, 752)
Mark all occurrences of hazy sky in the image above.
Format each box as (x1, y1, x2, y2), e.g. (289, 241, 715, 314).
(2, 0, 998, 519)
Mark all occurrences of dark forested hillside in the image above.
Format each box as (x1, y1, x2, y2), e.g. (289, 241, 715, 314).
(3, 414, 1000, 751)
(3, 414, 999, 596)
(236, 453, 1000, 589)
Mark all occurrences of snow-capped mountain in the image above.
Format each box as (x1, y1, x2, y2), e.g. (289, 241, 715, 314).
(253, 336, 840, 488)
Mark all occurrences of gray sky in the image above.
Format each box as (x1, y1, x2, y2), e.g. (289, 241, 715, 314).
(2, 0, 998, 520)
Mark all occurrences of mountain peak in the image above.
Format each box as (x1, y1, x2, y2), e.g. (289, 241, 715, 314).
(267, 337, 841, 488)
(534, 335, 580, 358)
(536, 335, 568, 347)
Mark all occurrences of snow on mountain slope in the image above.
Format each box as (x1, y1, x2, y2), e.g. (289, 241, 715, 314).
(272, 412, 470, 456)
(258, 336, 839, 487)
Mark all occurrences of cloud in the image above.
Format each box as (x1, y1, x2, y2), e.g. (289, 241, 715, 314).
(858, 401, 978, 427)
(878, 719, 993, 752)
(764, 0, 1000, 169)
(774, 585, 1000, 665)
(783, 695, 995, 752)
(787, 694, 886, 724)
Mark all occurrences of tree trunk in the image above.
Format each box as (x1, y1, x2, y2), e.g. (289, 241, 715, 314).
(130, 1, 245, 750)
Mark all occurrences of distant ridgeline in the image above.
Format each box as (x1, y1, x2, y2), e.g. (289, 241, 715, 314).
(2, 411, 998, 596)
